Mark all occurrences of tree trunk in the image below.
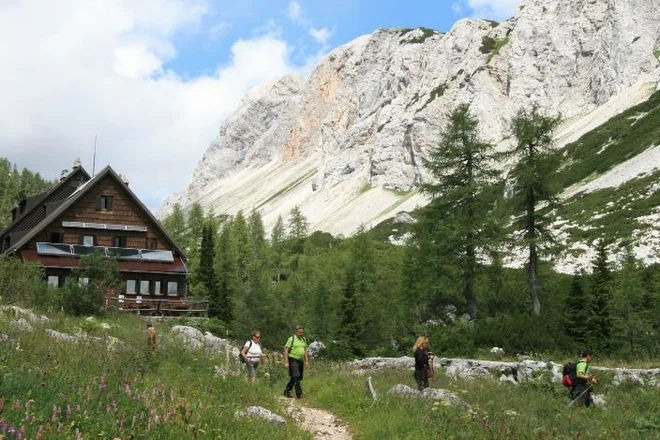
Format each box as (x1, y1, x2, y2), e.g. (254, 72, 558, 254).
(529, 243, 540, 315)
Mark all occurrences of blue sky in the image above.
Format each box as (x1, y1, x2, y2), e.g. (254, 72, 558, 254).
(0, 0, 519, 211)
(167, 0, 519, 77)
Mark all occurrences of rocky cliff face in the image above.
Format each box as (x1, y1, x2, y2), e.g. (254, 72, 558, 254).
(164, 0, 660, 240)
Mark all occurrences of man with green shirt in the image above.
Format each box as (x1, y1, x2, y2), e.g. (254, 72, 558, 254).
(283, 325, 309, 399)
(571, 350, 598, 407)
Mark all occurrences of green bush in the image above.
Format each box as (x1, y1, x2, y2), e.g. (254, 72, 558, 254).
(0, 256, 49, 308)
(60, 278, 105, 316)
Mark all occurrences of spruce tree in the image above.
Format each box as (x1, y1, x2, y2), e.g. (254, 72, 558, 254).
(199, 221, 220, 317)
(215, 219, 237, 326)
(563, 271, 591, 346)
(611, 244, 648, 355)
(590, 240, 613, 350)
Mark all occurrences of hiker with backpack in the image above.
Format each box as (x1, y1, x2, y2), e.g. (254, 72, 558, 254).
(413, 336, 434, 391)
(564, 350, 598, 407)
(240, 331, 269, 384)
(283, 325, 309, 399)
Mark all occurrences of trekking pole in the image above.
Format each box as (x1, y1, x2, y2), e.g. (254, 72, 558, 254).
(567, 384, 593, 408)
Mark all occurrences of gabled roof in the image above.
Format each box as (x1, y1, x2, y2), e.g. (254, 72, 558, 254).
(6, 165, 187, 258)
(0, 166, 91, 238)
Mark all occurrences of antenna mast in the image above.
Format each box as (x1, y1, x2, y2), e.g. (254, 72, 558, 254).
(92, 135, 97, 177)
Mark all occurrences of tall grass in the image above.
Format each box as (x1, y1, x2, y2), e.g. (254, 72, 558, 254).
(303, 364, 660, 439)
(2, 310, 658, 439)
(0, 311, 310, 439)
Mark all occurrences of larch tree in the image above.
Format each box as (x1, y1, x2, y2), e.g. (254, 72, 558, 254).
(503, 105, 561, 316)
(421, 103, 501, 320)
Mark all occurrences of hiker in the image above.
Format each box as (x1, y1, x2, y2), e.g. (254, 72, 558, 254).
(413, 336, 433, 391)
(240, 331, 269, 384)
(571, 350, 598, 407)
(146, 323, 157, 348)
(283, 325, 309, 399)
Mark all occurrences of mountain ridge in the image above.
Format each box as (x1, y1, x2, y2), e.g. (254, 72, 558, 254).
(164, 0, 660, 271)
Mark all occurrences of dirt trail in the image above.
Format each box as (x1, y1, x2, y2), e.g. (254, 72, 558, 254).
(281, 397, 352, 440)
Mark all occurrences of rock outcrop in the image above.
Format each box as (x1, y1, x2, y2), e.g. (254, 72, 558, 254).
(164, 0, 660, 259)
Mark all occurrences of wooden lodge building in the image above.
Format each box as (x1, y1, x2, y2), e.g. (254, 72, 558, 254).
(0, 162, 204, 315)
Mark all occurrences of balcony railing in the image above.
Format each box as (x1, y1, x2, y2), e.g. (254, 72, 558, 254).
(36, 242, 174, 262)
(105, 296, 208, 316)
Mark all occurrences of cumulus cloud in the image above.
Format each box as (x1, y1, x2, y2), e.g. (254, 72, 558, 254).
(463, 0, 521, 21)
(309, 27, 333, 46)
(0, 0, 297, 210)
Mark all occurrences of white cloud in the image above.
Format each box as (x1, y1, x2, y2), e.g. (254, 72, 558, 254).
(309, 27, 332, 46)
(0, 0, 298, 210)
(287, 1, 305, 24)
(208, 21, 232, 41)
(464, 0, 521, 21)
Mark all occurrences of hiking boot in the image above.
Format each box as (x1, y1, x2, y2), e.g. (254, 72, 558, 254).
(283, 390, 293, 398)
(296, 394, 303, 399)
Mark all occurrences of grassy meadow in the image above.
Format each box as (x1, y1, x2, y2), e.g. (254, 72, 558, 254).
(1, 311, 659, 439)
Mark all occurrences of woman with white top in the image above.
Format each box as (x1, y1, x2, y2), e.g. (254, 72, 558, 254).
(240, 330, 269, 383)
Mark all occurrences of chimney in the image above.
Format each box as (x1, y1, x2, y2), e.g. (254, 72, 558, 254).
(73, 158, 82, 169)
(60, 169, 69, 181)
(120, 174, 129, 186)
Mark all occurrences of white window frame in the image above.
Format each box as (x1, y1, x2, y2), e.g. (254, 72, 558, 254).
(79, 277, 89, 286)
(47, 275, 59, 287)
(167, 281, 178, 296)
(126, 280, 137, 294)
(154, 281, 162, 296)
(140, 280, 150, 295)
(83, 235, 94, 246)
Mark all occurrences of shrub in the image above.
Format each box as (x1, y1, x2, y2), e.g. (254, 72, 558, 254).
(0, 256, 49, 308)
(60, 278, 105, 316)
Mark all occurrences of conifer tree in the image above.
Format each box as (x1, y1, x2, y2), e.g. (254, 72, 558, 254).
(611, 244, 648, 354)
(199, 221, 220, 317)
(162, 203, 188, 250)
(563, 271, 591, 346)
(270, 215, 287, 282)
(421, 103, 501, 320)
(215, 218, 236, 326)
(288, 205, 308, 254)
(590, 240, 613, 349)
(337, 227, 374, 356)
(502, 106, 561, 315)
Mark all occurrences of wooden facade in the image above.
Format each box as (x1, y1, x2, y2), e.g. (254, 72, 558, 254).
(0, 164, 200, 315)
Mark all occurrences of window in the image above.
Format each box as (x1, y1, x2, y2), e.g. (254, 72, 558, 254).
(113, 236, 127, 247)
(167, 282, 178, 296)
(50, 232, 64, 243)
(47, 275, 60, 287)
(99, 195, 113, 210)
(154, 281, 162, 296)
(82, 235, 95, 246)
(79, 277, 89, 286)
(140, 280, 150, 295)
(126, 280, 137, 294)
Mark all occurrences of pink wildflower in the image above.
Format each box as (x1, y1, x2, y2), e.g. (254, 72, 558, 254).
(66, 404, 72, 420)
(25, 400, 35, 409)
